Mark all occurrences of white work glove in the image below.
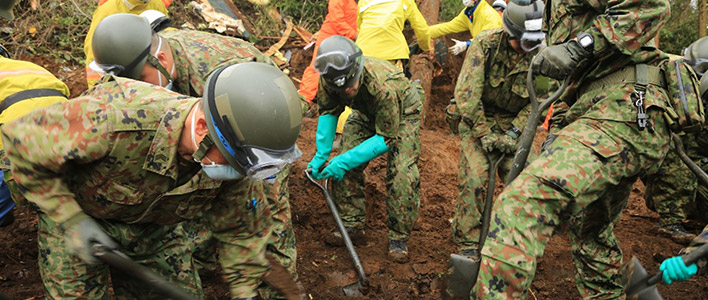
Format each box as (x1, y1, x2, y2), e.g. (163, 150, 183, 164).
(450, 39, 469, 56)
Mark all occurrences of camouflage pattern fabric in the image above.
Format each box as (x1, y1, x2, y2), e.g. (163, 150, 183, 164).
(471, 0, 672, 297)
(453, 28, 539, 251)
(2, 76, 270, 299)
(319, 57, 422, 241)
(160, 29, 299, 297)
(37, 212, 205, 300)
(161, 29, 277, 97)
(681, 224, 708, 275)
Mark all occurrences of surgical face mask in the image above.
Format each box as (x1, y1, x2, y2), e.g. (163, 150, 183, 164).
(190, 103, 244, 181)
(462, 0, 476, 8)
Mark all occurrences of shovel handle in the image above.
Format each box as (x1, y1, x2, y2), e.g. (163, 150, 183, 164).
(505, 69, 569, 185)
(305, 169, 367, 283)
(91, 244, 198, 300)
(671, 133, 708, 187)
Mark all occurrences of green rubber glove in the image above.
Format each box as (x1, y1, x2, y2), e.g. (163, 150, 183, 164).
(62, 212, 118, 264)
(307, 114, 338, 178)
(531, 39, 591, 80)
(496, 130, 519, 154)
(320, 134, 389, 181)
(479, 133, 500, 153)
(660, 256, 698, 284)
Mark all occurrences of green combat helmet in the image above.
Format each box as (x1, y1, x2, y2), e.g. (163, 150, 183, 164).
(503, 0, 545, 52)
(684, 36, 708, 77)
(202, 62, 303, 180)
(0, 0, 18, 20)
(313, 35, 364, 91)
(92, 13, 152, 79)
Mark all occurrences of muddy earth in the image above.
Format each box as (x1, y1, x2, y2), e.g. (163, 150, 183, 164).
(1, 47, 707, 300)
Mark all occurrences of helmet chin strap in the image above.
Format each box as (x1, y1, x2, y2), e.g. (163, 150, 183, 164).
(147, 36, 174, 87)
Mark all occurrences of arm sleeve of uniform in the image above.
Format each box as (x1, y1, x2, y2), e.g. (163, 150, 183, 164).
(510, 101, 532, 133)
(682, 224, 708, 276)
(209, 179, 270, 298)
(316, 88, 346, 117)
(1, 99, 112, 224)
(455, 37, 491, 138)
(328, 0, 358, 40)
(405, 0, 432, 51)
(429, 10, 468, 39)
(585, 0, 669, 59)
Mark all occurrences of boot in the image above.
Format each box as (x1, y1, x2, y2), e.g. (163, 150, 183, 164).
(324, 227, 366, 247)
(656, 223, 696, 245)
(388, 239, 409, 263)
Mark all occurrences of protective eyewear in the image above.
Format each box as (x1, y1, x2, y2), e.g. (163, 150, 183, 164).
(520, 31, 546, 52)
(313, 50, 362, 75)
(687, 57, 708, 77)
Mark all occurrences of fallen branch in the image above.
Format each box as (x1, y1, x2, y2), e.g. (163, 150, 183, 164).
(264, 22, 293, 57)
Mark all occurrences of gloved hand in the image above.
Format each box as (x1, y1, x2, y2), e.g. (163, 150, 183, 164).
(445, 100, 460, 134)
(496, 130, 519, 154)
(450, 39, 470, 56)
(62, 212, 118, 264)
(541, 133, 558, 153)
(479, 133, 500, 153)
(531, 39, 591, 80)
(307, 114, 338, 178)
(660, 256, 698, 284)
(320, 135, 389, 181)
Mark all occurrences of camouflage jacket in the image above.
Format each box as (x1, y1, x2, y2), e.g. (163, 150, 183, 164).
(545, 0, 670, 123)
(1, 76, 268, 291)
(455, 28, 540, 138)
(683, 224, 708, 275)
(317, 57, 421, 140)
(162, 29, 276, 97)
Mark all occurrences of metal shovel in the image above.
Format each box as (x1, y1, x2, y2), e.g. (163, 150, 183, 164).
(91, 243, 198, 300)
(305, 169, 366, 297)
(621, 243, 708, 300)
(446, 153, 504, 298)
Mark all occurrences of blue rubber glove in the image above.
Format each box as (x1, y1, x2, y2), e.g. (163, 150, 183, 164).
(320, 135, 389, 181)
(660, 256, 698, 284)
(307, 114, 338, 178)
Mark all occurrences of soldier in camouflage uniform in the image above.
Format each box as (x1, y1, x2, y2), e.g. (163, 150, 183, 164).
(1, 62, 303, 300)
(472, 0, 676, 299)
(91, 14, 300, 298)
(450, 1, 545, 259)
(643, 37, 708, 244)
(306, 35, 422, 263)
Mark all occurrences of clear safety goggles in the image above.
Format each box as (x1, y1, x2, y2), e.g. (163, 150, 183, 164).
(94, 46, 150, 76)
(313, 50, 362, 75)
(209, 113, 303, 181)
(687, 58, 708, 77)
(520, 31, 546, 52)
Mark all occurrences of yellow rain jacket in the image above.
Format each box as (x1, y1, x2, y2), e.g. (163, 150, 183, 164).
(430, 0, 502, 41)
(356, 0, 431, 61)
(84, 0, 169, 87)
(0, 57, 69, 149)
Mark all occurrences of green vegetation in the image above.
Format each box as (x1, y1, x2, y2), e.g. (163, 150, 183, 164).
(659, 0, 700, 55)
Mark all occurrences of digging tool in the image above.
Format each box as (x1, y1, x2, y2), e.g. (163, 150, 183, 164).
(91, 243, 198, 300)
(670, 132, 708, 187)
(446, 153, 504, 298)
(505, 69, 569, 185)
(621, 243, 708, 300)
(305, 169, 366, 297)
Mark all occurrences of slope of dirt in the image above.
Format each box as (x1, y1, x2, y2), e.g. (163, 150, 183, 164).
(2, 49, 708, 300)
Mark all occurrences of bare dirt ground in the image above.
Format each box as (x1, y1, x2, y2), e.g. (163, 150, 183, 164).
(1, 47, 707, 299)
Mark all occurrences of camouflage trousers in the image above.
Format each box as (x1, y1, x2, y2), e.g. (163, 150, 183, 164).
(472, 100, 671, 299)
(453, 121, 523, 251)
(258, 167, 298, 299)
(644, 131, 708, 225)
(332, 90, 422, 242)
(188, 169, 297, 300)
(37, 212, 206, 300)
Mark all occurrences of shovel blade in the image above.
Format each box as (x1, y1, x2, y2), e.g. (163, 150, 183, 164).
(342, 280, 364, 297)
(621, 257, 664, 300)
(445, 254, 481, 298)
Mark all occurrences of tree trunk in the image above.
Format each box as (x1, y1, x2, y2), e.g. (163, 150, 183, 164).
(410, 0, 440, 128)
(700, 0, 707, 38)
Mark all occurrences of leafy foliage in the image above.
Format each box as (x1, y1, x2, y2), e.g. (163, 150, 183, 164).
(440, 0, 465, 22)
(660, 0, 699, 55)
